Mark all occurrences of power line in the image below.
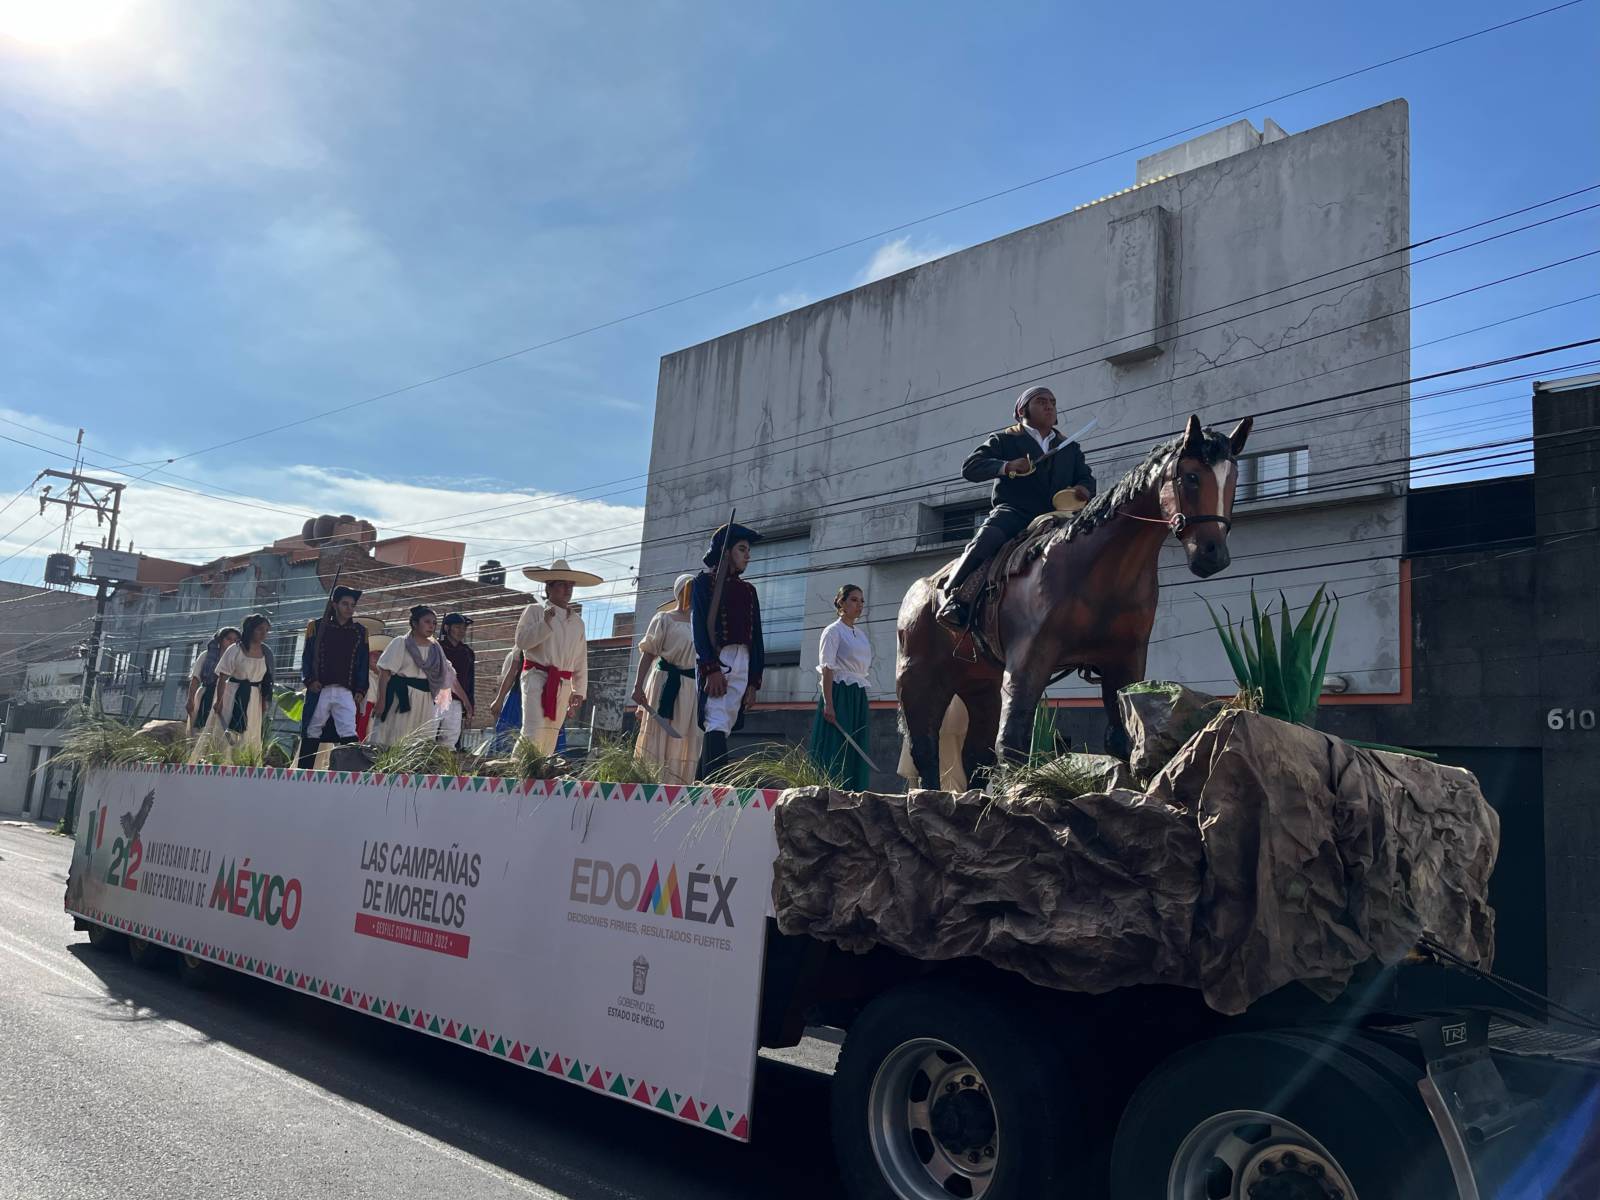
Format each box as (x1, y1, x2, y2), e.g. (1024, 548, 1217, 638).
(74, 437, 1600, 651)
(19, 195, 1593, 569)
(121, 1, 1588, 472)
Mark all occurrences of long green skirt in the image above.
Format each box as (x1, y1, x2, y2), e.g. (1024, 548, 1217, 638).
(809, 681, 872, 791)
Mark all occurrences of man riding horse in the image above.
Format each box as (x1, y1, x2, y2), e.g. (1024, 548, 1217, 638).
(901, 409, 1252, 785)
(937, 385, 1096, 629)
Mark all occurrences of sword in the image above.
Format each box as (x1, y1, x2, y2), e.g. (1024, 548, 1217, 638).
(1023, 416, 1100, 471)
(829, 720, 881, 774)
(644, 708, 683, 740)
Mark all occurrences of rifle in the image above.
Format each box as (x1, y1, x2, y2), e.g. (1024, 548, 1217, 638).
(704, 507, 737, 661)
(301, 564, 343, 731)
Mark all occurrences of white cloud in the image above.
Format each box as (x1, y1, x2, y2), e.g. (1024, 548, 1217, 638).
(746, 289, 817, 323)
(856, 237, 957, 285)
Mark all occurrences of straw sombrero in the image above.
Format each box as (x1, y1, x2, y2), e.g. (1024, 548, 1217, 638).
(354, 615, 387, 637)
(522, 558, 603, 587)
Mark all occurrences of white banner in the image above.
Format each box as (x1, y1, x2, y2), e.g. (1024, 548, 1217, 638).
(65, 764, 780, 1141)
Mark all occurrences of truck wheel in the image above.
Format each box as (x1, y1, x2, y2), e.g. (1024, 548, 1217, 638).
(831, 980, 1098, 1200)
(1111, 1031, 1453, 1200)
(178, 952, 218, 990)
(125, 935, 169, 969)
(84, 922, 125, 954)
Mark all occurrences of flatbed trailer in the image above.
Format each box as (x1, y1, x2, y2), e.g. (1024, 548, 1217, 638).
(67, 763, 1599, 1199)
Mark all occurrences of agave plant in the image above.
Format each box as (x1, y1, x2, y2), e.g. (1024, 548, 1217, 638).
(1204, 585, 1338, 727)
(1029, 700, 1059, 766)
(274, 689, 305, 724)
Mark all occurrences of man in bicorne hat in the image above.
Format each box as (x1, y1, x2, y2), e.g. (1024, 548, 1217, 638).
(692, 522, 764, 778)
(297, 585, 370, 767)
(437, 612, 476, 748)
(514, 559, 599, 755)
(937, 385, 1096, 629)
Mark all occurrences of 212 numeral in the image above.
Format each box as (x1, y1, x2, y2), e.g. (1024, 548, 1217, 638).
(106, 836, 142, 891)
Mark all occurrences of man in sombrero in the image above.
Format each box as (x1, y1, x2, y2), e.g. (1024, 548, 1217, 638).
(296, 584, 372, 768)
(513, 558, 601, 756)
(692, 522, 765, 778)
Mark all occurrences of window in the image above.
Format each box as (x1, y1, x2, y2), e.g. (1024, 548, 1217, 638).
(917, 501, 987, 549)
(273, 630, 307, 671)
(745, 534, 809, 666)
(108, 651, 132, 685)
(1236, 448, 1309, 502)
(145, 647, 170, 684)
(938, 504, 985, 544)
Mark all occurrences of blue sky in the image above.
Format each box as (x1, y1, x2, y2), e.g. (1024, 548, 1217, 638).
(1, 0, 1596, 627)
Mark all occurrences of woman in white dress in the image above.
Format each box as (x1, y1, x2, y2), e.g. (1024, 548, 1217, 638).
(192, 613, 273, 761)
(630, 573, 703, 786)
(371, 606, 470, 748)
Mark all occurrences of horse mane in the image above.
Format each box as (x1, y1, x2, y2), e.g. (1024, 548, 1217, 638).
(1063, 426, 1237, 540)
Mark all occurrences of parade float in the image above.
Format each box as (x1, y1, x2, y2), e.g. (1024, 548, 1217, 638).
(61, 684, 1600, 1200)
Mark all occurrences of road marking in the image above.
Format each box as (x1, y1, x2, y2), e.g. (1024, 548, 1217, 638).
(0, 892, 70, 920)
(0, 928, 88, 989)
(0, 847, 55, 864)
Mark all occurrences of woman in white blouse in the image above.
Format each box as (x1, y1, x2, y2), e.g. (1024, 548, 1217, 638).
(809, 584, 873, 790)
(630, 573, 702, 785)
(191, 613, 273, 761)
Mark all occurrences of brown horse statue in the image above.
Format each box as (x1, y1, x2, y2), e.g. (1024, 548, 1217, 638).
(896, 414, 1252, 788)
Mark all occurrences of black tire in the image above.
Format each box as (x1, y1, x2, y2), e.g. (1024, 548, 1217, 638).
(831, 979, 1103, 1200)
(1111, 1030, 1454, 1200)
(84, 922, 125, 954)
(178, 952, 218, 990)
(125, 935, 169, 969)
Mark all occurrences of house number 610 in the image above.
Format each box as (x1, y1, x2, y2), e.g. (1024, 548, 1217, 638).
(1547, 708, 1597, 731)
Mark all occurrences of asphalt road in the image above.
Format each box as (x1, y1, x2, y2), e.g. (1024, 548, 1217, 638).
(0, 820, 843, 1199)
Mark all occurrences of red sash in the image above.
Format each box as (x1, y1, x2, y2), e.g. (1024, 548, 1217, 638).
(525, 659, 573, 721)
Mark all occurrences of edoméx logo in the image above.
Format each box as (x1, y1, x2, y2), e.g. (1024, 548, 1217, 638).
(569, 857, 738, 928)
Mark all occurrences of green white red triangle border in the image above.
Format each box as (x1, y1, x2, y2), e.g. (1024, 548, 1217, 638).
(67, 902, 752, 1141)
(113, 761, 781, 810)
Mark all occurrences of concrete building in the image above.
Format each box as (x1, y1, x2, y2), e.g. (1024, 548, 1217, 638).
(634, 101, 1412, 755)
(0, 583, 99, 821)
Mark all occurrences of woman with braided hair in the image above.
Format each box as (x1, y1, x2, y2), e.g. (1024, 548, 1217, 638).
(191, 614, 273, 760)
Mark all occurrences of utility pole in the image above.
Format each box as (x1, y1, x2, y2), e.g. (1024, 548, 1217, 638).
(38, 465, 126, 833)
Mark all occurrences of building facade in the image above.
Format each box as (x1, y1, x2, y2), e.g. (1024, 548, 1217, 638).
(84, 521, 545, 751)
(634, 100, 1411, 735)
(0, 583, 100, 820)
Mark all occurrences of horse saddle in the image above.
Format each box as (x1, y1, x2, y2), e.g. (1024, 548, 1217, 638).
(939, 510, 1075, 665)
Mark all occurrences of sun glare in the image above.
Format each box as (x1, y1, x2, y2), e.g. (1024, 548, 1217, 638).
(0, 0, 133, 48)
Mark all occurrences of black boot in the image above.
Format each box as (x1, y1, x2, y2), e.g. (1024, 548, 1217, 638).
(295, 739, 320, 769)
(700, 731, 729, 781)
(937, 522, 1011, 628)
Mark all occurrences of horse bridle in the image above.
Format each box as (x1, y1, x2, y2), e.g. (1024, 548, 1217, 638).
(1118, 460, 1234, 538)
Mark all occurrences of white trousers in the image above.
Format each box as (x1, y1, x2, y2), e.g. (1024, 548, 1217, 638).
(701, 644, 749, 735)
(306, 686, 357, 740)
(436, 698, 464, 746)
(520, 666, 573, 756)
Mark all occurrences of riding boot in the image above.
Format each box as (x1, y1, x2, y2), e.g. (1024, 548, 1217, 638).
(937, 521, 1014, 628)
(295, 739, 320, 769)
(700, 731, 729, 780)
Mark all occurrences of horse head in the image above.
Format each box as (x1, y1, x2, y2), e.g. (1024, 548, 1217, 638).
(1157, 414, 1253, 578)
